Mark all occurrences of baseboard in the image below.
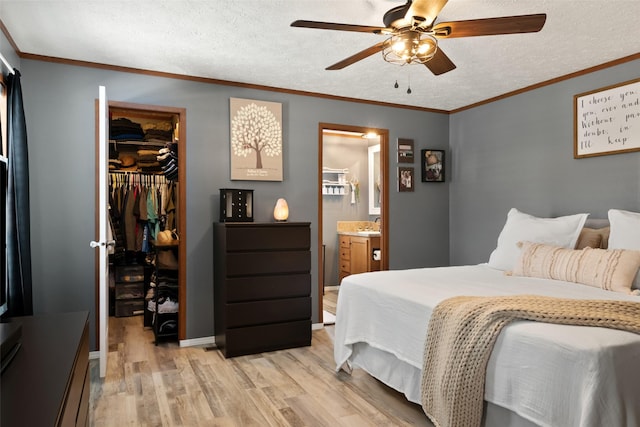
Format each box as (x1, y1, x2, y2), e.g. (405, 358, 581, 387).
(92, 330, 319, 354)
(324, 285, 339, 291)
(180, 336, 216, 348)
(90, 336, 216, 358)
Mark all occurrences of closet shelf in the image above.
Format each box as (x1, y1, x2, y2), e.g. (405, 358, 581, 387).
(322, 167, 349, 196)
(322, 167, 349, 174)
(322, 167, 350, 197)
(149, 240, 179, 345)
(109, 139, 168, 147)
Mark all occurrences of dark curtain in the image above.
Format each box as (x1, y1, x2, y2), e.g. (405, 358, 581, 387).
(6, 69, 33, 317)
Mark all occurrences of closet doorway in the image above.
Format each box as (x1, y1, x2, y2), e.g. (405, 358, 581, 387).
(94, 100, 187, 352)
(317, 123, 389, 323)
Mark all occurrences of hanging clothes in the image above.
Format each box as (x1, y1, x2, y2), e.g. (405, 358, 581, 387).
(157, 142, 178, 181)
(108, 172, 175, 255)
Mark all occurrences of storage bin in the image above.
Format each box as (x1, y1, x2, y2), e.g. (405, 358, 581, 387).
(114, 265, 145, 282)
(115, 299, 144, 317)
(115, 282, 144, 300)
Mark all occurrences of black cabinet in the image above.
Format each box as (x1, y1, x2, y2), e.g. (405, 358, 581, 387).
(1, 312, 90, 427)
(214, 222, 312, 357)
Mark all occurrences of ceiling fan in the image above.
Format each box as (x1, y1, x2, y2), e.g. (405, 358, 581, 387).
(291, 0, 546, 75)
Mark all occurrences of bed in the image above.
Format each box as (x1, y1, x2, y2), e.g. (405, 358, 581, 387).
(334, 209, 640, 427)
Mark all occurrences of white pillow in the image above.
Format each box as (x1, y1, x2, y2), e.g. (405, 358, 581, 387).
(487, 208, 588, 271)
(608, 209, 640, 250)
(608, 209, 640, 289)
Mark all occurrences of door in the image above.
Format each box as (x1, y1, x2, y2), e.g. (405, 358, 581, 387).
(91, 86, 112, 377)
(318, 123, 389, 323)
(349, 237, 368, 275)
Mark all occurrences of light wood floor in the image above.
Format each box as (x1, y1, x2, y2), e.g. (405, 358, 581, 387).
(323, 288, 339, 316)
(90, 314, 432, 426)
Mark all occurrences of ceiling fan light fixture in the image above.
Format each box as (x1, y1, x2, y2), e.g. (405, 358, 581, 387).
(392, 39, 407, 53)
(383, 32, 437, 65)
(417, 42, 432, 55)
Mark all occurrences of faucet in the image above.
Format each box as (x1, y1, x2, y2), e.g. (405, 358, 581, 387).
(374, 217, 381, 224)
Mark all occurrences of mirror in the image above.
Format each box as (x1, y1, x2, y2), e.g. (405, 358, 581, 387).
(368, 144, 381, 215)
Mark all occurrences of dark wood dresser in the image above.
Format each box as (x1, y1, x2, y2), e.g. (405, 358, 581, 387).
(1, 311, 90, 427)
(213, 222, 312, 357)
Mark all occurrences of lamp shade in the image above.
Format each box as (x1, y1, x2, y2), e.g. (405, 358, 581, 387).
(273, 198, 289, 221)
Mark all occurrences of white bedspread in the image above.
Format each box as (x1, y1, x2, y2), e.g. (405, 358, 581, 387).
(334, 264, 640, 427)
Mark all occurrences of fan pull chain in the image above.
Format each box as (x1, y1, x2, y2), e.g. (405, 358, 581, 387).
(393, 75, 411, 94)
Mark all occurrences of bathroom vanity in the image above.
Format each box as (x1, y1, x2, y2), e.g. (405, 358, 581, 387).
(338, 231, 381, 282)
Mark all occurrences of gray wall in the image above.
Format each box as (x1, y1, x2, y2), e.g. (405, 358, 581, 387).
(449, 58, 640, 266)
(0, 31, 20, 74)
(8, 55, 449, 348)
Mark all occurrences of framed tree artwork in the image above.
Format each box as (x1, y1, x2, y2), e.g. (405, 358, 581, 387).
(398, 167, 414, 192)
(421, 149, 445, 182)
(230, 97, 283, 181)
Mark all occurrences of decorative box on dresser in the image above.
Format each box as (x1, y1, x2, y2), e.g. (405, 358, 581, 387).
(213, 222, 312, 358)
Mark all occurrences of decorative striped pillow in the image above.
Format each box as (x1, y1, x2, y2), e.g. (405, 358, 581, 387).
(513, 241, 640, 295)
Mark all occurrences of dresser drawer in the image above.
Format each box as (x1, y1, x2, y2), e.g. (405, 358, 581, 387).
(339, 247, 350, 261)
(339, 235, 350, 248)
(226, 274, 310, 302)
(339, 271, 350, 283)
(224, 225, 310, 251)
(226, 251, 310, 277)
(76, 366, 90, 427)
(223, 320, 312, 357)
(226, 297, 311, 328)
(59, 321, 89, 427)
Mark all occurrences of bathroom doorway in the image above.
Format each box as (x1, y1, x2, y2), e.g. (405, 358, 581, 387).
(317, 123, 389, 324)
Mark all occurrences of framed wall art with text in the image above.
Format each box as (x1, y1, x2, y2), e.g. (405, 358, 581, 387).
(574, 77, 640, 159)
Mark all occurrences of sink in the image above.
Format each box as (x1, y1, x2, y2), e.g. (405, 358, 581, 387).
(357, 231, 381, 236)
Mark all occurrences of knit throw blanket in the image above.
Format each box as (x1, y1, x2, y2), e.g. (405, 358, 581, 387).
(420, 295, 640, 427)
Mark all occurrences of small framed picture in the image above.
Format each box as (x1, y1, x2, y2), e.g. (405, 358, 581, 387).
(421, 149, 445, 182)
(398, 167, 414, 192)
(397, 138, 414, 163)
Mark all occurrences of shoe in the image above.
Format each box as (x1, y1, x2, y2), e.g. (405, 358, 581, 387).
(158, 298, 178, 313)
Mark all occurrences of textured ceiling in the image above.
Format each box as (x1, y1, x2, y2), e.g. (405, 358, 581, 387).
(1, 0, 639, 111)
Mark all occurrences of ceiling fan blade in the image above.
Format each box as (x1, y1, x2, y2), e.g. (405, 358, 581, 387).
(425, 48, 456, 75)
(433, 14, 546, 38)
(326, 41, 389, 70)
(291, 20, 385, 34)
(406, 0, 448, 28)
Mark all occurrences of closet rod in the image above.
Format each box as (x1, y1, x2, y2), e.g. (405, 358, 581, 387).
(109, 171, 166, 176)
(0, 52, 15, 75)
